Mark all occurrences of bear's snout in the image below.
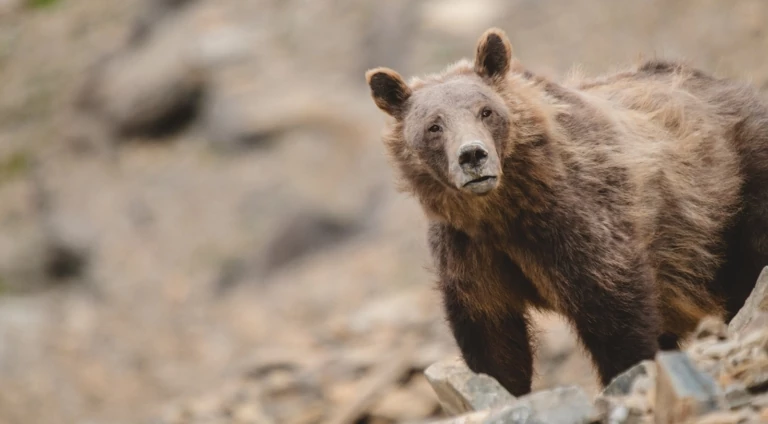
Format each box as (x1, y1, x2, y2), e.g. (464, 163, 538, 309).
(458, 142, 489, 171)
(452, 140, 500, 195)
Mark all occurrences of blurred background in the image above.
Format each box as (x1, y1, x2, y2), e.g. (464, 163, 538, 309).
(0, 0, 767, 423)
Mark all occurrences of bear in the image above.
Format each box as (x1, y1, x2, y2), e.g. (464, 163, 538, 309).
(364, 27, 768, 396)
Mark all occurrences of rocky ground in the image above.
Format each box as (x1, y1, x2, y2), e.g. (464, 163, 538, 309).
(1, 1, 768, 424)
(424, 269, 768, 424)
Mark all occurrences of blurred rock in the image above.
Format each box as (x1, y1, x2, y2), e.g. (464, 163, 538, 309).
(261, 211, 362, 276)
(694, 316, 729, 341)
(425, 357, 515, 415)
(723, 383, 751, 410)
(602, 360, 655, 397)
(129, 0, 198, 46)
(0, 0, 21, 16)
(729, 266, 768, 335)
(369, 383, 438, 422)
(79, 12, 206, 139)
(0, 181, 91, 292)
(202, 87, 369, 155)
(655, 351, 724, 424)
(346, 288, 438, 335)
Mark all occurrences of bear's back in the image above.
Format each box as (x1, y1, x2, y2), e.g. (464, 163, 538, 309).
(561, 62, 747, 331)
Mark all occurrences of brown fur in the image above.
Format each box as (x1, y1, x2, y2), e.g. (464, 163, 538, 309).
(365, 28, 768, 394)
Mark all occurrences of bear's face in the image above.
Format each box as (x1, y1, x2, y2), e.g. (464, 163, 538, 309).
(401, 76, 509, 195)
(366, 29, 515, 197)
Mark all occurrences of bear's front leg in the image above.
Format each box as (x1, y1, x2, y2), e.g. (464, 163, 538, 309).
(559, 260, 661, 386)
(429, 223, 535, 396)
(442, 282, 533, 396)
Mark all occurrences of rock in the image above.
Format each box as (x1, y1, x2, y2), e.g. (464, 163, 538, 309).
(737, 311, 768, 336)
(480, 386, 593, 424)
(0, 0, 21, 16)
(78, 11, 207, 139)
(424, 357, 515, 415)
(128, 0, 198, 46)
(421, 410, 492, 424)
(723, 384, 751, 409)
(601, 360, 656, 397)
(594, 360, 656, 422)
(655, 351, 724, 424)
(202, 86, 369, 154)
(0, 204, 92, 292)
(482, 406, 546, 424)
(422, 387, 593, 424)
(693, 316, 729, 341)
(260, 211, 362, 276)
(592, 396, 642, 424)
(729, 266, 768, 335)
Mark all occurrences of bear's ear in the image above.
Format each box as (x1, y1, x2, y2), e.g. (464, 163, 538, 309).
(474, 28, 513, 80)
(365, 67, 412, 118)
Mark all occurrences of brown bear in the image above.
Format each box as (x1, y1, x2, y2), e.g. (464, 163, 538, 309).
(364, 28, 768, 395)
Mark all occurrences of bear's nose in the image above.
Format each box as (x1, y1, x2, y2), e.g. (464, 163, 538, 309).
(458, 142, 489, 170)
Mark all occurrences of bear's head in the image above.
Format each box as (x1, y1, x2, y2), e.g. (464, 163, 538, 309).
(366, 28, 551, 216)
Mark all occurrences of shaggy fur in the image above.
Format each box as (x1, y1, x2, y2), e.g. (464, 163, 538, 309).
(365, 28, 768, 395)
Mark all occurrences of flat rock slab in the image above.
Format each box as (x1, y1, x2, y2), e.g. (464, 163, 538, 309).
(425, 357, 515, 415)
(483, 386, 594, 424)
(729, 266, 768, 335)
(655, 351, 724, 424)
(422, 386, 593, 424)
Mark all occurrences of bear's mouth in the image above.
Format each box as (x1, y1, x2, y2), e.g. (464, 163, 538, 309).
(461, 175, 498, 195)
(463, 176, 497, 187)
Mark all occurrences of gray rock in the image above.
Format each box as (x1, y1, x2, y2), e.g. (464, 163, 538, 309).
(601, 360, 655, 397)
(479, 386, 593, 424)
(424, 357, 515, 415)
(723, 384, 752, 409)
(729, 266, 768, 335)
(738, 311, 768, 336)
(79, 10, 207, 139)
(419, 386, 593, 424)
(0, 0, 21, 16)
(0, 179, 92, 292)
(418, 410, 492, 424)
(482, 405, 545, 424)
(655, 351, 725, 424)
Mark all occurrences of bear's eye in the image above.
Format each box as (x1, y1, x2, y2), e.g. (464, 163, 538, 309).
(428, 124, 442, 133)
(481, 108, 493, 118)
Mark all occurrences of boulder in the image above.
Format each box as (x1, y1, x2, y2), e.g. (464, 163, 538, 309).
(484, 386, 594, 424)
(424, 357, 515, 415)
(601, 360, 656, 397)
(654, 351, 724, 424)
(729, 267, 768, 335)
